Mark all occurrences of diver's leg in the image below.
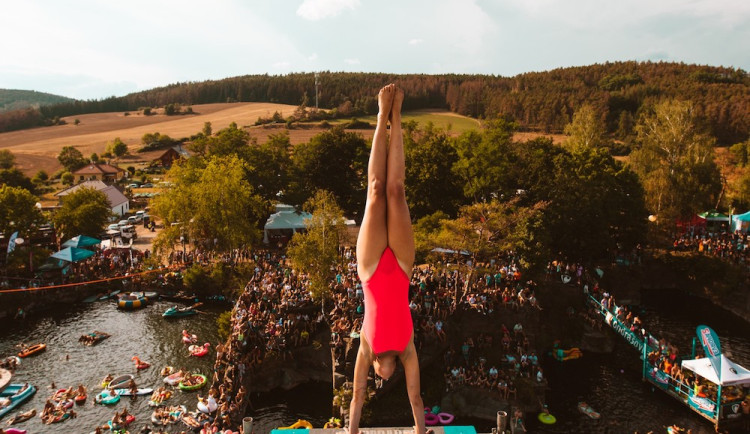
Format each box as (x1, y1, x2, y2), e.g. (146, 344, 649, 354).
(386, 86, 415, 275)
(356, 84, 394, 281)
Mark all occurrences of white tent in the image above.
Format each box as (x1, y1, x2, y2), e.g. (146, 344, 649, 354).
(681, 354, 750, 386)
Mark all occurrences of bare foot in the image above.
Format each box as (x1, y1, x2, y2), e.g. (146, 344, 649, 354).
(378, 84, 395, 120)
(390, 86, 404, 124)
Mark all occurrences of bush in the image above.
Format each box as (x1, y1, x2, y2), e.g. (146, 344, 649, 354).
(216, 311, 232, 341)
(61, 171, 74, 185)
(345, 118, 372, 129)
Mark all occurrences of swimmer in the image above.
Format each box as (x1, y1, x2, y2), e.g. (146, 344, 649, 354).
(347, 85, 430, 434)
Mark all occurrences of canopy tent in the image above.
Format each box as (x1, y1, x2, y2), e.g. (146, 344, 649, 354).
(62, 235, 101, 249)
(681, 354, 750, 386)
(51, 246, 95, 263)
(263, 204, 312, 244)
(731, 211, 750, 232)
(697, 210, 730, 221)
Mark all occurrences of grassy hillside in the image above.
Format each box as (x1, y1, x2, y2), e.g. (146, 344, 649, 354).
(0, 89, 75, 113)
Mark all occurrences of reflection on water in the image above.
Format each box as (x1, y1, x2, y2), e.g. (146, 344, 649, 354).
(0, 298, 221, 433)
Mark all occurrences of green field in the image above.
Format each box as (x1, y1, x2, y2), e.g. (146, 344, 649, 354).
(331, 109, 481, 134)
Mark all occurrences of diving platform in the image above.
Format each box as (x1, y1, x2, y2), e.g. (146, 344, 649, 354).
(271, 427, 478, 434)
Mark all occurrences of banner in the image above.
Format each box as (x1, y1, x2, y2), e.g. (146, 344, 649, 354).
(696, 325, 722, 380)
(6, 231, 18, 256)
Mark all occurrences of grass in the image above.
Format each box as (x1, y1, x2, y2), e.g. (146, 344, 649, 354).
(329, 109, 481, 134)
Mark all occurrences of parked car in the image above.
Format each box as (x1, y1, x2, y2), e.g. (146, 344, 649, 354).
(127, 183, 140, 189)
(141, 183, 154, 188)
(107, 223, 120, 231)
(117, 220, 129, 228)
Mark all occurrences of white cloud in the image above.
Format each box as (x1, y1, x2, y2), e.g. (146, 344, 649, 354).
(297, 0, 361, 21)
(344, 58, 360, 65)
(308, 53, 319, 61)
(409, 38, 424, 46)
(273, 61, 291, 69)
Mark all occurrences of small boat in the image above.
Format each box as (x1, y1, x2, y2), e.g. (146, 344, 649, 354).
(0, 383, 36, 419)
(95, 390, 120, 405)
(163, 306, 198, 318)
(578, 402, 600, 419)
(163, 370, 185, 386)
(278, 419, 314, 430)
(7, 408, 36, 425)
(189, 342, 211, 357)
(132, 356, 150, 370)
(107, 374, 134, 390)
(178, 374, 207, 391)
(143, 291, 159, 300)
(17, 343, 46, 358)
(4, 428, 28, 434)
(115, 387, 154, 396)
(79, 330, 111, 346)
(99, 289, 121, 300)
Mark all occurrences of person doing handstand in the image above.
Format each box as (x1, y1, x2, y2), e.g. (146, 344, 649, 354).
(347, 84, 430, 434)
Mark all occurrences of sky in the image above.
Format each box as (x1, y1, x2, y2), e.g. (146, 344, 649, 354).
(1, 0, 748, 100)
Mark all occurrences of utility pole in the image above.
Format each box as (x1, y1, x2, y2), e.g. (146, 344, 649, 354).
(315, 73, 320, 109)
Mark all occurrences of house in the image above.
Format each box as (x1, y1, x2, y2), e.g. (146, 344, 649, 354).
(154, 145, 191, 167)
(55, 180, 130, 216)
(72, 163, 125, 184)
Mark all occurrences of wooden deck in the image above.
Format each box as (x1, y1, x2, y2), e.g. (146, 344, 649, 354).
(271, 427, 478, 434)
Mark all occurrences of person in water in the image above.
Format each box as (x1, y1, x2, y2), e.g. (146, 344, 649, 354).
(347, 84, 430, 434)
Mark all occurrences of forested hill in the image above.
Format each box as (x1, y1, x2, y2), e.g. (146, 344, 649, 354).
(2, 62, 747, 144)
(0, 88, 74, 113)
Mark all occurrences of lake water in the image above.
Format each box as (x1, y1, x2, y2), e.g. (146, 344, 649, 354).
(1, 290, 748, 433)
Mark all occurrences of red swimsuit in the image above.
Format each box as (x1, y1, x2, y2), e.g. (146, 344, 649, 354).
(361, 247, 413, 354)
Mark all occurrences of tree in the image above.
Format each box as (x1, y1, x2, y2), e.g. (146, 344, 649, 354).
(57, 146, 86, 172)
(629, 99, 722, 223)
(0, 167, 35, 192)
(151, 155, 269, 257)
(0, 185, 44, 238)
(0, 149, 15, 169)
(107, 137, 128, 158)
(205, 122, 252, 158)
(202, 122, 212, 137)
(289, 126, 369, 219)
(90, 153, 99, 163)
(432, 198, 546, 300)
(404, 124, 464, 219)
(453, 117, 517, 202)
(564, 104, 606, 151)
(287, 190, 349, 299)
(246, 132, 293, 202)
(52, 187, 112, 240)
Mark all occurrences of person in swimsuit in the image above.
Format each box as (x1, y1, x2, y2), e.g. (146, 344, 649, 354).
(347, 84, 430, 434)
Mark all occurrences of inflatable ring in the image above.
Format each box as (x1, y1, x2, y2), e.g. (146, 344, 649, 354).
(538, 413, 556, 424)
(424, 413, 439, 426)
(437, 412, 454, 424)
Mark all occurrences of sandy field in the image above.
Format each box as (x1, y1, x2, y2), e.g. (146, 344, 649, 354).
(0, 101, 565, 175)
(0, 102, 297, 174)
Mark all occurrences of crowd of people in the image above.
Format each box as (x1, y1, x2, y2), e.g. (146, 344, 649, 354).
(672, 229, 750, 265)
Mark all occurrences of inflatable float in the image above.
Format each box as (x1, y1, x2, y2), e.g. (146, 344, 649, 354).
(278, 419, 313, 429)
(553, 347, 583, 362)
(115, 387, 154, 396)
(578, 402, 600, 419)
(189, 342, 211, 357)
(182, 330, 198, 344)
(197, 394, 218, 413)
(132, 356, 151, 370)
(178, 374, 207, 391)
(95, 389, 121, 405)
(17, 343, 46, 358)
(538, 412, 557, 424)
(164, 370, 185, 386)
(117, 292, 147, 309)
